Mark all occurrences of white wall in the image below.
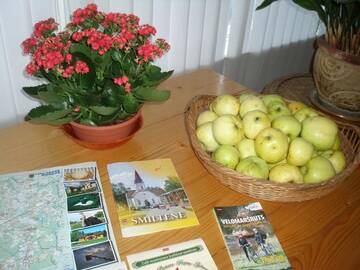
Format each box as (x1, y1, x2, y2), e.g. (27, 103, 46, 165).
(0, 0, 321, 128)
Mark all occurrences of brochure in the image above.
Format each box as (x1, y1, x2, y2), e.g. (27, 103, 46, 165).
(214, 202, 291, 270)
(107, 159, 199, 237)
(127, 238, 218, 270)
(0, 162, 127, 270)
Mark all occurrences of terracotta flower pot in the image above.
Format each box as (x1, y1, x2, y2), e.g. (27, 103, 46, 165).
(313, 38, 360, 112)
(69, 111, 143, 144)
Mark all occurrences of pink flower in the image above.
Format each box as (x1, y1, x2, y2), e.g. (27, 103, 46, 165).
(71, 4, 98, 26)
(138, 25, 156, 36)
(121, 76, 129, 84)
(65, 54, 72, 64)
(25, 63, 39, 75)
(124, 82, 132, 93)
(22, 38, 38, 54)
(113, 76, 129, 86)
(73, 106, 81, 112)
(33, 18, 58, 38)
(72, 32, 84, 42)
(137, 42, 163, 62)
(74, 61, 89, 74)
(62, 66, 75, 78)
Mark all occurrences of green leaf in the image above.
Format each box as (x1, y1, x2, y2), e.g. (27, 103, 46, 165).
(293, 0, 327, 23)
(293, 0, 318, 11)
(46, 117, 73, 126)
(70, 43, 93, 59)
(79, 119, 97, 126)
(40, 70, 58, 83)
(26, 105, 72, 124)
(256, 0, 278, 10)
(144, 65, 174, 87)
(123, 93, 140, 113)
(111, 50, 122, 62)
(89, 106, 118, 116)
(38, 90, 68, 104)
(23, 84, 48, 99)
(134, 86, 171, 102)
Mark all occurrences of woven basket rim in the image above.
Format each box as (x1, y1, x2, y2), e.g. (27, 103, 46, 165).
(185, 93, 360, 200)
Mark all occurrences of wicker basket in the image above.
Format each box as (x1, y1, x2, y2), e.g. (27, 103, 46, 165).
(185, 94, 360, 202)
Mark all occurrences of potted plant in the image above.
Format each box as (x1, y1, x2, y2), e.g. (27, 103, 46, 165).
(21, 4, 172, 144)
(257, 0, 360, 112)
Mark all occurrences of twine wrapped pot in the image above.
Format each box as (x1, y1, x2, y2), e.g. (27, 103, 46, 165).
(185, 94, 360, 202)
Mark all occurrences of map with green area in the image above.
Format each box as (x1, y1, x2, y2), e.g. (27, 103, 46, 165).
(0, 170, 75, 270)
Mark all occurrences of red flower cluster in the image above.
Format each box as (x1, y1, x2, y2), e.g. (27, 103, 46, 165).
(22, 38, 38, 54)
(137, 41, 167, 62)
(102, 13, 140, 31)
(22, 4, 170, 83)
(32, 37, 70, 71)
(138, 25, 156, 36)
(113, 76, 131, 93)
(71, 4, 98, 25)
(75, 61, 89, 74)
(33, 18, 58, 38)
(72, 28, 113, 55)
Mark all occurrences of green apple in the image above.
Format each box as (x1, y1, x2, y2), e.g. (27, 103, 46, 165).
(269, 164, 303, 184)
(212, 145, 240, 169)
(272, 115, 301, 139)
(301, 116, 338, 150)
(288, 101, 306, 114)
(210, 94, 240, 116)
(239, 96, 267, 118)
(196, 110, 218, 126)
(242, 110, 271, 139)
(320, 150, 346, 174)
(236, 156, 269, 179)
(303, 156, 336, 183)
(236, 138, 256, 159)
(239, 93, 255, 104)
(287, 137, 314, 166)
(255, 127, 289, 163)
(213, 115, 244, 145)
(294, 107, 318, 122)
(196, 122, 220, 152)
(332, 135, 341, 150)
(267, 101, 291, 120)
(262, 94, 286, 107)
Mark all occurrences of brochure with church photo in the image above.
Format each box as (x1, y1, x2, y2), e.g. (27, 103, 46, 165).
(107, 159, 199, 237)
(126, 238, 218, 270)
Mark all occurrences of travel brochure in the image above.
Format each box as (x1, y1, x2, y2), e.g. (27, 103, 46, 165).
(0, 158, 292, 270)
(214, 202, 291, 270)
(0, 162, 126, 270)
(107, 159, 199, 237)
(126, 238, 218, 270)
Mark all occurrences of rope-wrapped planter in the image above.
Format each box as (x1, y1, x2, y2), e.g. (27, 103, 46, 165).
(185, 94, 360, 202)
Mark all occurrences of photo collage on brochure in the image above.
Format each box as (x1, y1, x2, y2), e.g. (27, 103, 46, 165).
(63, 165, 119, 270)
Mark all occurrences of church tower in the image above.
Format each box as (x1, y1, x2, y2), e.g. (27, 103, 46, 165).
(134, 170, 145, 191)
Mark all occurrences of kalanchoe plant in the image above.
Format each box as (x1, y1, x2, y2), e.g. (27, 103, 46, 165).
(22, 4, 173, 126)
(257, 0, 360, 56)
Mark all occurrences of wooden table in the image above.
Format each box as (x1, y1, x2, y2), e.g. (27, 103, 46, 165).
(1, 69, 360, 269)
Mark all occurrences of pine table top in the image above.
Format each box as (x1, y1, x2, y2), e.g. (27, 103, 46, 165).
(1, 69, 359, 269)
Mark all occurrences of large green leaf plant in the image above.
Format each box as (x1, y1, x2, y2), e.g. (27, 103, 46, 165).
(257, 0, 360, 56)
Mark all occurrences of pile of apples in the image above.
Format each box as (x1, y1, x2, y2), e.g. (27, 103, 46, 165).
(195, 93, 346, 184)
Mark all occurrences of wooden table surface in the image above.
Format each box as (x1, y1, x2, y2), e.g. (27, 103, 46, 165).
(1, 69, 360, 269)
